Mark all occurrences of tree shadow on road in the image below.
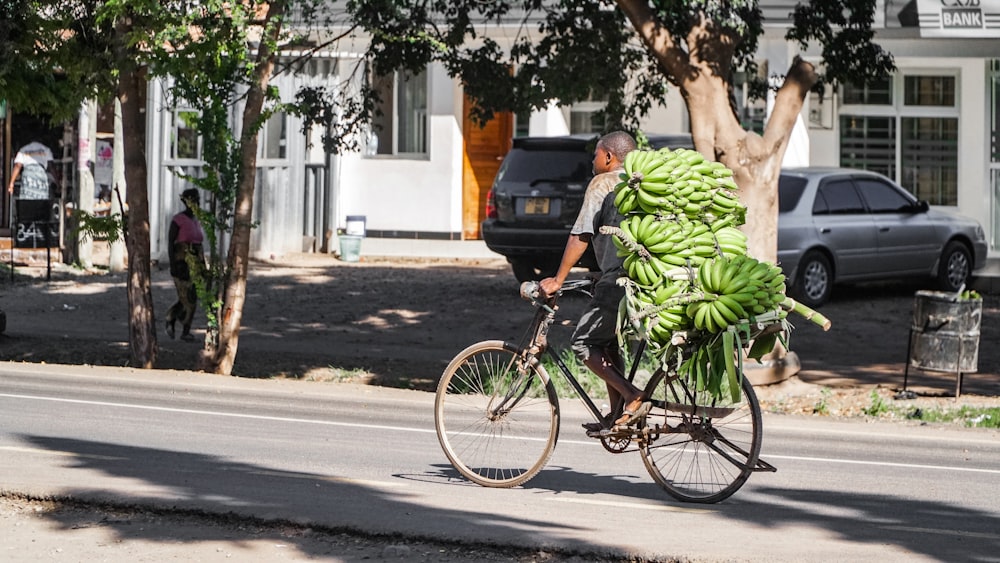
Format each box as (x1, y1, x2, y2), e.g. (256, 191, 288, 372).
(18, 435, 615, 559)
(734, 485, 1000, 562)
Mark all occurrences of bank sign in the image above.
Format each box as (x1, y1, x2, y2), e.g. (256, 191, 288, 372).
(917, 0, 1000, 37)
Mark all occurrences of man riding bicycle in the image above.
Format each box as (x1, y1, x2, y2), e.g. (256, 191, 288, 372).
(539, 131, 650, 431)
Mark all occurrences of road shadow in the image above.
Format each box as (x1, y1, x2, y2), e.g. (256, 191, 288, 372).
(733, 485, 1000, 562)
(20, 435, 613, 559)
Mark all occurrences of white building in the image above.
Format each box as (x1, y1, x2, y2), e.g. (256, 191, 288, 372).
(144, 0, 1000, 263)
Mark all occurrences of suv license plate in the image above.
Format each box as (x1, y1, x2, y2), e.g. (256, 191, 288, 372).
(525, 197, 550, 215)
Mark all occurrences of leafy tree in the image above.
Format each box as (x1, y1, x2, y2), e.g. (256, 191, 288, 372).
(142, 0, 349, 374)
(343, 0, 895, 261)
(1, 1, 162, 367)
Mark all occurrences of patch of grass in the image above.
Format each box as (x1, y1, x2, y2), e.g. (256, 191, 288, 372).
(539, 349, 607, 400)
(813, 387, 832, 415)
(903, 406, 1000, 428)
(862, 389, 889, 417)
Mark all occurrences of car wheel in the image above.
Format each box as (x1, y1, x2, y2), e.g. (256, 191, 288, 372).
(937, 241, 972, 292)
(509, 257, 560, 283)
(792, 251, 833, 307)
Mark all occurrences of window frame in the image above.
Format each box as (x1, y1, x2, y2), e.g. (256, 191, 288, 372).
(171, 109, 202, 162)
(367, 66, 429, 159)
(258, 110, 288, 161)
(838, 69, 960, 206)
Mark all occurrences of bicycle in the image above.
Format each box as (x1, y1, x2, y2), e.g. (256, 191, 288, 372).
(434, 278, 776, 504)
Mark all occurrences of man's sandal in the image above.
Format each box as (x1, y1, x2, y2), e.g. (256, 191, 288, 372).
(614, 400, 652, 427)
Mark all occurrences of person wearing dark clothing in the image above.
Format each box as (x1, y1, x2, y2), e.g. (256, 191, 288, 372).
(166, 188, 206, 342)
(539, 131, 649, 431)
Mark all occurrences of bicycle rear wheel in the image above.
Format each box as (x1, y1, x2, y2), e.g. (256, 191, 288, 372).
(434, 340, 560, 488)
(639, 370, 762, 503)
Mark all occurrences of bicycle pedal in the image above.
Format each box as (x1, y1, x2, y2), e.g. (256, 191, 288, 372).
(586, 427, 617, 438)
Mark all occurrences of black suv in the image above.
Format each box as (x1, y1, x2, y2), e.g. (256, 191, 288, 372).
(481, 133, 694, 282)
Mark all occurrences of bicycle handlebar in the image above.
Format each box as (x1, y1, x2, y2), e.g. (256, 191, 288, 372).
(519, 278, 593, 304)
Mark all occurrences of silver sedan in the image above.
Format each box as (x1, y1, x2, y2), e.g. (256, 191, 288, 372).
(777, 167, 988, 307)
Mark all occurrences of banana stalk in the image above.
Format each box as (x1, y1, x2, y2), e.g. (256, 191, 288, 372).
(780, 297, 832, 331)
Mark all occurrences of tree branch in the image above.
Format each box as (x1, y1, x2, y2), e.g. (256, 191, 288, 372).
(616, 0, 691, 85)
(762, 56, 817, 149)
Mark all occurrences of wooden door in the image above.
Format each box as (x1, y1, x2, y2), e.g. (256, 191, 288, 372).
(462, 97, 512, 239)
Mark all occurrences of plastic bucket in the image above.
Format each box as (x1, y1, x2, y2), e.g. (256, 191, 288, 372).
(338, 235, 363, 262)
(909, 290, 982, 373)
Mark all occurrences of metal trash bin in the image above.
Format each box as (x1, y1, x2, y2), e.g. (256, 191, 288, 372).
(905, 290, 982, 397)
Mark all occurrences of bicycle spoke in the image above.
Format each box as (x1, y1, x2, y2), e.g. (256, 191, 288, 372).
(435, 342, 559, 488)
(640, 370, 762, 503)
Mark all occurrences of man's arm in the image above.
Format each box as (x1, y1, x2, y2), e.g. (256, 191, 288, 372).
(539, 233, 591, 296)
(167, 219, 179, 264)
(6, 163, 22, 194)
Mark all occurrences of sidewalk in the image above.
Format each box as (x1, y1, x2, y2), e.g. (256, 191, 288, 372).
(355, 236, 501, 261)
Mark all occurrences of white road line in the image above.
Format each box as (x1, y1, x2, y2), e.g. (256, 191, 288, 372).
(763, 453, 1000, 475)
(0, 393, 436, 435)
(546, 496, 712, 514)
(878, 525, 1000, 540)
(3, 393, 997, 477)
(766, 420, 1000, 446)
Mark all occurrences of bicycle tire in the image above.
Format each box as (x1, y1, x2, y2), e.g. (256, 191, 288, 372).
(639, 370, 762, 503)
(434, 340, 560, 488)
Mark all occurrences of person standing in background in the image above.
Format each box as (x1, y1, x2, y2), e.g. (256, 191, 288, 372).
(166, 188, 206, 342)
(6, 141, 54, 200)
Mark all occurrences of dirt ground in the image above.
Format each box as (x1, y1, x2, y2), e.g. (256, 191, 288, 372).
(3, 249, 1000, 419)
(2, 250, 1000, 561)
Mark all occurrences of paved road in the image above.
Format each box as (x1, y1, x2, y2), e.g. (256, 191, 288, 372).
(2, 363, 999, 562)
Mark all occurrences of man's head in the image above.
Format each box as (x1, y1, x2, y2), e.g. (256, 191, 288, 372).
(180, 188, 200, 207)
(593, 131, 637, 175)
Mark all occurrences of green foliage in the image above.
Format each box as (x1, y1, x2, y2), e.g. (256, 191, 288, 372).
(539, 349, 607, 400)
(71, 210, 125, 244)
(786, 0, 895, 92)
(813, 387, 832, 415)
(0, 1, 117, 120)
(908, 406, 1000, 428)
(346, 0, 890, 133)
(862, 389, 889, 417)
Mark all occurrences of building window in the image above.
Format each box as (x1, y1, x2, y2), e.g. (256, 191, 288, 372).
(260, 111, 287, 159)
(842, 77, 892, 105)
(901, 117, 958, 205)
(172, 110, 200, 160)
(840, 115, 896, 179)
(569, 100, 605, 134)
(904, 76, 955, 107)
(840, 73, 958, 206)
(370, 68, 428, 156)
(514, 108, 531, 138)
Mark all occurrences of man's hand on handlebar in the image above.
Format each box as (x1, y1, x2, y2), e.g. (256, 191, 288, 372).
(538, 277, 562, 298)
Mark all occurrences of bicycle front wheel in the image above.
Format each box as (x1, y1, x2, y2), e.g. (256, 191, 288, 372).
(639, 371, 762, 503)
(434, 340, 560, 488)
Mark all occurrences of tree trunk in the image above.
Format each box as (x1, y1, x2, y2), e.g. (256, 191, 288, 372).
(200, 2, 285, 375)
(116, 59, 157, 368)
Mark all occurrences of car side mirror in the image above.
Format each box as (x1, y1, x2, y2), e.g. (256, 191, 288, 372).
(915, 200, 930, 213)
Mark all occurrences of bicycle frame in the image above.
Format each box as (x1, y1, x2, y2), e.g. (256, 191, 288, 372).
(515, 279, 650, 427)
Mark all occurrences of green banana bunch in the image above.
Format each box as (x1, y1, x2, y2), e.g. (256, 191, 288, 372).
(610, 146, 810, 403)
(618, 148, 745, 221)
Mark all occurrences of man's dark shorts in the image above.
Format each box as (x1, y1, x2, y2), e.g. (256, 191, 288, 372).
(571, 303, 618, 362)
